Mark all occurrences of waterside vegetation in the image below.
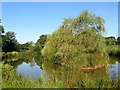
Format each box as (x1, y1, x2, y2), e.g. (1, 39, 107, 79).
(0, 11, 120, 88)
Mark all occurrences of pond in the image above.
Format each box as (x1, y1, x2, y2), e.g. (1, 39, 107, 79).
(5, 54, 120, 87)
(16, 57, 47, 79)
(13, 56, 120, 81)
(108, 61, 120, 80)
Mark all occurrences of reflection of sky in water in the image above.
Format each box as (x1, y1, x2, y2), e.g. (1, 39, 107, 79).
(108, 61, 120, 81)
(16, 58, 47, 79)
(16, 57, 120, 81)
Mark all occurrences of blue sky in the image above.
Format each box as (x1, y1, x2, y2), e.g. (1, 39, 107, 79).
(1, 0, 119, 2)
(2, 2, 118, 44)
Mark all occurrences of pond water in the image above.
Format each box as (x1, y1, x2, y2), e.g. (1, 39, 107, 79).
(108, 61, 120, 80)
(14, 56, 120, 82)
(16, 58, 47, 79)
(5, 54, 120, 87)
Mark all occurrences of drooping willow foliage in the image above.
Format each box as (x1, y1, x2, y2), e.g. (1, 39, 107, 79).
(61, 11, 105, 35)
(42, 11, 108, 67)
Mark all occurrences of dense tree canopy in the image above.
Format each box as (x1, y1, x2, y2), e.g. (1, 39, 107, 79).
(2, 31, 19, 52)
(61, 11, 105, 35)
(19, 41, 34, 51)
(117, 37, 120, 45)
(34, 34, 47, 54)
(105, 36, 116, 45)
(42, 11, 108, 67)
(37, 35, 47, 48)
(1, 19, 19, 52)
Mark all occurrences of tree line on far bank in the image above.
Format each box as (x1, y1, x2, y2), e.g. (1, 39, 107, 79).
(0, 20, 47, 53)
(0, 18, 120, 54)
(0, 19, 34, 53)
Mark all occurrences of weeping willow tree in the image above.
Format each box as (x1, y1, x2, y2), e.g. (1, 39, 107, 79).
(42, 11, 108, 68)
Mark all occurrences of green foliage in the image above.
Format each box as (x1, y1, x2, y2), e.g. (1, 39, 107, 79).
(105, 36, 120, 58)
(61, 10, 105, 35)
(1, 63, 41, 88)
(42, 60, 120, 88)
(34, 34, 47, 55)
(19, 41, 34, 52)
(2, 51, 19, 61)
(0, 19, 4, 52)
(106, 45, 120, 58)
(1, 11, 120, 88)
(36, 34, 47, 48)
(78, 76, 120, 88)
(1, 19, 34, 53)
(1, 62, 63, 88)
(34, 42, 42, 54)
(0, 19, 4, 33)
(1, 55, 120, 88)
(105, 36, 116, 45)
(33, 34, 47, 59)
(42, 11, 107, 67)
(117, 37, 120, 45)
(2, 31, 19, 52)
(86, 56, 94, 67)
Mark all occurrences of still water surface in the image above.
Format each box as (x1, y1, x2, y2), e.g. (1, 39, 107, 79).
(15, 57, 120, 81)
(108, 61, 120, 80)
(16, 58, 47, 79)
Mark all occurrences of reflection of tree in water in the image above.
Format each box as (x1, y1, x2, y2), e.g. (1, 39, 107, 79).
(4, 51, 117, 87)
(9, 52, 43, 68)
(34, 52, 44, 69)
(8, 58, 32, 69)
(4, 51, 44, 70)
(5, 53, 35, 69)
(7, 59, 25, 69)
(117, 58, 120, 63)
(109, 57, 120, 64)
(42, 60, 109, 88)
(30, 58, 36, 67)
